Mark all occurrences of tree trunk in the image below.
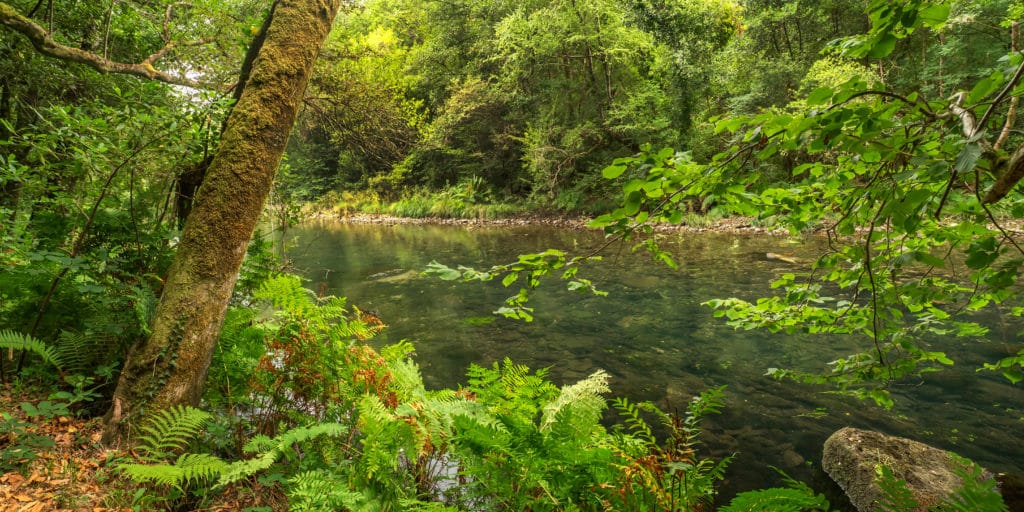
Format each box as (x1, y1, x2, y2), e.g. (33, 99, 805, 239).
(101, 0, 344, 447)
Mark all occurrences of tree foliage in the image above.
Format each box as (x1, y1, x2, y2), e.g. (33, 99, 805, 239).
(589, 0, 1024, 405)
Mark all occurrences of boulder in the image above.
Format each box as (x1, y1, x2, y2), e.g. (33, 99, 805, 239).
(822, 427, 994, 511)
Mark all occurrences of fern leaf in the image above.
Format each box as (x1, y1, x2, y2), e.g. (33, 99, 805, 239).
(118, 453, 226, 490)
(135, 406, 211, 460)
(219, 422, 348, 486)
(717, 467, 829, 511)
(539, 369, 610, 434)
(175, 453, 228, 487)
(54, 330, 103, 374)
(0, 330, 62, 369)
(287, 470, 364, 511)
(612, 397, 657, 447)
(255, 275, 316, 317)
(119, 462, 186, 488)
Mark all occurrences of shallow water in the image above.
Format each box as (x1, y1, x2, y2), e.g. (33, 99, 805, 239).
(282, 221, 1024, 505)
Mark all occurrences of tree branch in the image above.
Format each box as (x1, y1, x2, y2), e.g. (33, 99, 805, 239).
(982, 144, 1024, 204)
(994, 23, 1021, 151)
(0, 1, 219, 90)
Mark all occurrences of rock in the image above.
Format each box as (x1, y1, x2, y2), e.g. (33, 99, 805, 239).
(372, 269, 421, 283)
(782, 448, 806, 468)
(822, 427, 996, 511)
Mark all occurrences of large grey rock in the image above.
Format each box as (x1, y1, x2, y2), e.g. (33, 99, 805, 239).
(822, 427, 993, 511)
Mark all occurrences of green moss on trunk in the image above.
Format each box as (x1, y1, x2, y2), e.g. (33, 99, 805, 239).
(102, 0, 345, 447)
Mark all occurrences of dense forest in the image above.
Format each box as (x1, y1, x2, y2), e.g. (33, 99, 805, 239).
(1, 0, 1023, 509)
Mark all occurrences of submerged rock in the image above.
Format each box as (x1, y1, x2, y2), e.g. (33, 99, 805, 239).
(822, 427, 996, 511)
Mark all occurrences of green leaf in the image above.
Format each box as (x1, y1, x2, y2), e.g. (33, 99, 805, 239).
(870, 33, 897, 59)
(912, 251, 945, 268)
(954, 143, 982, 174)
(919, 3, 950, 28)
(967, 71, 1004, 105)
(424, 262, 462, 281)
(806, 87, 834, 106)
(623, 191, 643, 216)
(502, 273, 519, 287)
(602, 164, 626, 180)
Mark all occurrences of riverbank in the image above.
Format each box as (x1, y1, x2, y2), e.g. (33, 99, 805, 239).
(310, 211, 794, 235)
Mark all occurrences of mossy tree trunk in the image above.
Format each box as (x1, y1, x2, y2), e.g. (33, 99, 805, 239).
(101, 0, 344, 447)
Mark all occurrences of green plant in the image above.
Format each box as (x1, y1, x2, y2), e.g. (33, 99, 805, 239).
(720, 470, 832, 511)
(610, 386, 733, 511)
(20, 400, 71, 419)
(0, 411, 55, 471)
(0, 329, 64, 374)
(117, 406, 223, 509)
(874, 454, 1009, 512)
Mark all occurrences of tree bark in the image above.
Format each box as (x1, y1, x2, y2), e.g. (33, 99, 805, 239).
(101, 0, 344, 447)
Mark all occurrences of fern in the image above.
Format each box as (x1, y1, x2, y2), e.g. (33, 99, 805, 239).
(119, 453, 228, 490)
(931, 454, 1008, 512)
(135, 406, 211, 461)
(720, 470, 831, 511)
(465, 358, 559, 424)
(287, 470, 365, 511)
(218, 422, 348, 486)
(54, 330, 105, 375)
(255, 275, 317, 317)
(612, 397, 657, 447)
(0, 329, 62, 370)
(539, 369, 610, 436)
(875, 463, 921, 512)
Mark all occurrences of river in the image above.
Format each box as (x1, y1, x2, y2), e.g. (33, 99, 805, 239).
(281, 220, 1024, 506)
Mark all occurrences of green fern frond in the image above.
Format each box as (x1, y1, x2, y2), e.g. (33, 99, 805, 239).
(612, 397, 657, 447)
(219, 422, 348, 486)
(255, 275, 316, 317)
(381, 340, 416, 362)
(398, 498, 462, 511)
(175, 453, 229, 486)
(420, 393, 491, 434)
(936, 455, 1008, 511)
(389, 358, 428, 402)
(0, 329, 62, 370)
(719, 485, 831, 512)
(241, 433, 275, 454)
(135, 406, 211, 461)
(359, 394, 396, 426)
(119, 453, 227, 490)
(287, 469, 364, 511)
(54, 330, 106, 374)
(539, 369, 610, 434)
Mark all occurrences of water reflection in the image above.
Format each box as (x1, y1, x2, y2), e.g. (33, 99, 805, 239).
(281, 221, 1024, 504)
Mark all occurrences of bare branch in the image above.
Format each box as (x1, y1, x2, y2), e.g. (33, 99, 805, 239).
(948, 92, 976, 138)
(0, 1, 222, 90)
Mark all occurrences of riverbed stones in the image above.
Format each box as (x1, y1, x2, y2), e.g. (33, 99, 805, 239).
(821, 427, 996, 511)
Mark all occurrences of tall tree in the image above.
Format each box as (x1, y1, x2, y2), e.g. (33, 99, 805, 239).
(100, 0, 345, 446)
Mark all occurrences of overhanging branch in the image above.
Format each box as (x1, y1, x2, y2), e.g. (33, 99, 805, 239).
(0, 2, 219, 90)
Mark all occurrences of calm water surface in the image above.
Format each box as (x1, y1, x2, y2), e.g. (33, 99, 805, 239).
(282, 221, 1024, 504)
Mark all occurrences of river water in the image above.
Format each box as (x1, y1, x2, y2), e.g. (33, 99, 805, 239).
(282, 221, 1024, 505)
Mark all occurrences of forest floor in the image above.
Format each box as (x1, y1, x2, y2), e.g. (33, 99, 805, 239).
(0, 387, 283, 511)
(0, 388, 116, 511)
